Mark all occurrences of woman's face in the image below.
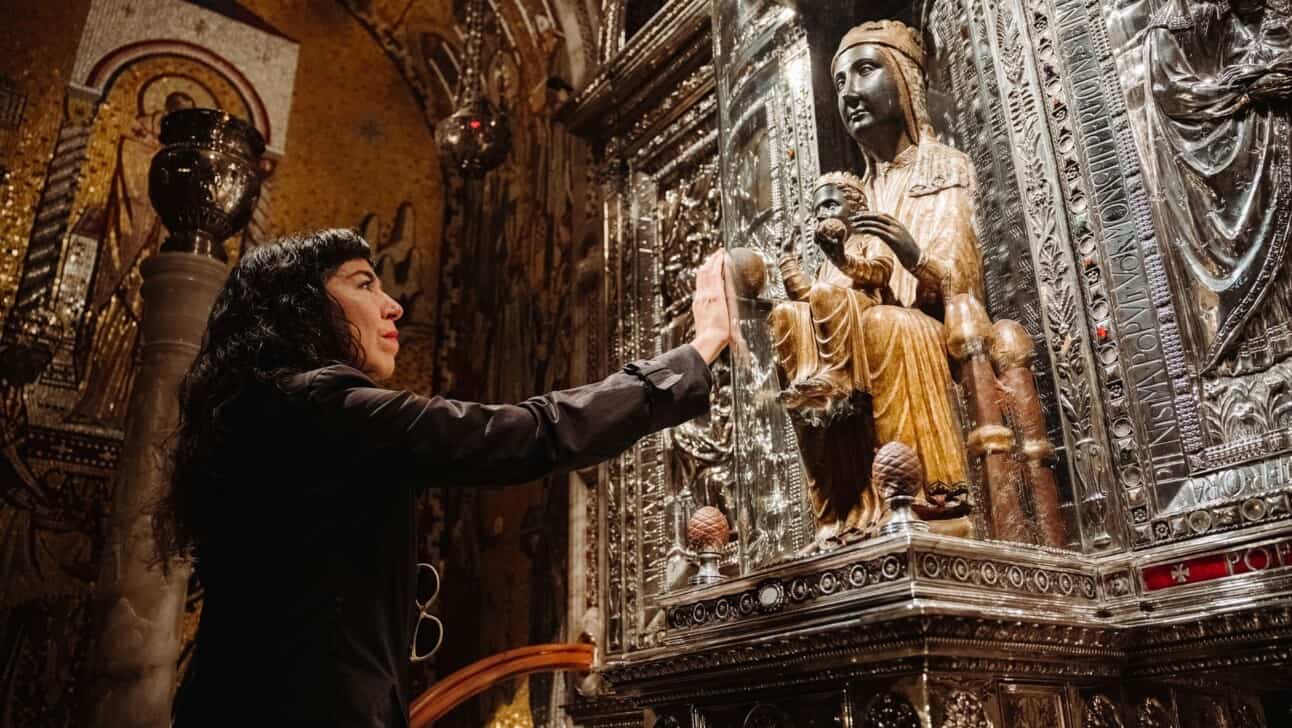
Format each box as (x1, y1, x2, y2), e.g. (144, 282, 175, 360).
(325, 259, 404, 381)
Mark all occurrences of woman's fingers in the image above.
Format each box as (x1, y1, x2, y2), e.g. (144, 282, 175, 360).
(696, 250, 722, 294)
(689, 252, 732, 363)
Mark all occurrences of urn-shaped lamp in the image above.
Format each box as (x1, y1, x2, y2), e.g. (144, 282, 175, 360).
(148, 108, 265, 262)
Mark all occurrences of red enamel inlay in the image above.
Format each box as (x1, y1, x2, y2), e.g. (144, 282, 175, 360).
(1141, 539, 1292, 592)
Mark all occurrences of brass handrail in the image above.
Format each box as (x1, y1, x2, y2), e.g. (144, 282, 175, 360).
(409, 642, 595, 727)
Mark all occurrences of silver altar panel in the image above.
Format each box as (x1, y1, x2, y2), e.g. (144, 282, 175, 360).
(567, 5, 1292, 728)
(576, 0, 1292, 701)
(1098, 0, 1292, 516)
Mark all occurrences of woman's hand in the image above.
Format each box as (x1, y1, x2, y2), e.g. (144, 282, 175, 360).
(853, 212, 920, 269)
(690, 251, 732, 364)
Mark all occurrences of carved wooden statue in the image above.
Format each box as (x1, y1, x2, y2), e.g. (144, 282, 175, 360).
(770, 19, 1068, 547)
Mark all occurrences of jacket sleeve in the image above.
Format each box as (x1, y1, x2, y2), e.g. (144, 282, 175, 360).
(288, 344, 713, 487)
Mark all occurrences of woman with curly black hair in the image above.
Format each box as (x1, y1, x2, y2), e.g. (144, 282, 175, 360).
(162, 228, 730, 727)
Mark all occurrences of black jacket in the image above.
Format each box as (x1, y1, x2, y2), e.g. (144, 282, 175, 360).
(172, 344, 712, 727)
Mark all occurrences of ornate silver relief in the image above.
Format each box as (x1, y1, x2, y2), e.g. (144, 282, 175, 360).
(1134, 697, 1174, 728)
(1099, 0, 1292, 472)
(983, 0, 1124, 549)
(935, 688, 993, 728)
(1083, 694, 1124, 728)
(859, 692, 920, 728)
(929, 0, 1057, 407)
(1038, 0, 1196, 489)
(1000, 688, 1065, 728)
(658, 160, 738, 592)
(601, 56, 793, 650)
(604, 166, 627, 654)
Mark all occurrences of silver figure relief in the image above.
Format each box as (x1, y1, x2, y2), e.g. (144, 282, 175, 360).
(1144, 0, 1292, 371)
(1083, 694, 1126, 728)
(658, 160, 739, 589)
(932, 687, 992, 728)
(858, 692, 921, 728)
(1106, 0, 1292, 449)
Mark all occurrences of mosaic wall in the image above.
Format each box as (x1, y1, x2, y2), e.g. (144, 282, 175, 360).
(0, 1, 592, 726)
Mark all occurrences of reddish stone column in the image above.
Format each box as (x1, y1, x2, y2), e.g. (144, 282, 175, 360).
(946, 294, 1030, 543)
(992, 319, 1067, 549)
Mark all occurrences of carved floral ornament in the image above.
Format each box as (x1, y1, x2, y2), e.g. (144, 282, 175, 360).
(859, 692, 920, 728)
(937, 689, 992, 728)
(1135, 697, 1172, 728)
(1083, 694, 1124, 728)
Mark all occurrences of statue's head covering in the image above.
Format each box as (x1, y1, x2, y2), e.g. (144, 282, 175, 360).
(814, 171, 868, 212)
(832, 20, 936, 145)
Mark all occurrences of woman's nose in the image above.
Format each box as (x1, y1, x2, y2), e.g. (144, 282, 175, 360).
(383, 294, 404, 321)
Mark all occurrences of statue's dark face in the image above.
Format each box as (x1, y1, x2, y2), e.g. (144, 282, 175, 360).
(833, 44, 905, 146)
(813, 184, 851, 222)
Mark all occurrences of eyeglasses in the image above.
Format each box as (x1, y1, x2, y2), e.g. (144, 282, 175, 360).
(411, 562, 444, 663)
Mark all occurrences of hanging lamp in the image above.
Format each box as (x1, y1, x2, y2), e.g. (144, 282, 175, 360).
(435, 0, 512, 177)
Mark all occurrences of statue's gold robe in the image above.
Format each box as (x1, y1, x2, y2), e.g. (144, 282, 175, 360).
(773, 139, 982, 493)
(859, 139, 982, 489)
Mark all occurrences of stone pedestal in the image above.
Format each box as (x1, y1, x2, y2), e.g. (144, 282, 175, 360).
(569, 531, 1288, 727)
(81, 252, 226, 728)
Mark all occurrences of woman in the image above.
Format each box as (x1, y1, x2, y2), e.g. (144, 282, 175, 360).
(159, 229, 730, 727)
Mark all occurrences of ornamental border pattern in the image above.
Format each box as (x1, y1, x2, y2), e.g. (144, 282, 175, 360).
(661, 550, 1103, 634)
(1025, 0, 1160, 528)
(913, 551, 1099, 601)
(982, 0, 1122, 551)
(1041, 0, 1199, 540)
(627, 63, 715, 162)
(665, 554, 907, 630)
(604, 167, 627, 654)
(1130, 605, 1292, 652)
(603, 615, 1124, 688)
(1147, 488, 1292, 546)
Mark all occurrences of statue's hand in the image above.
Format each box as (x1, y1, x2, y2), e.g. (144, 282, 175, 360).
(814, 218, 849, 265)
(854, 212, 920, 269)
(1249, 71, 1292, 102)
(779, 234, 798, 256)
(1217, 62, 1266, 88)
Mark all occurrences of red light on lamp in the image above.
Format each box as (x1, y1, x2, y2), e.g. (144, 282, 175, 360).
(468, 119, 482, 130)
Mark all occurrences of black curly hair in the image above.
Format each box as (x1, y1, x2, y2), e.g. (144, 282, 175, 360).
(154, 229, 372, 560)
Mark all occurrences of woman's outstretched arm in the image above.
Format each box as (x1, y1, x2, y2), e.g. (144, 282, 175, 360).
(289, 252, 732, 486)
